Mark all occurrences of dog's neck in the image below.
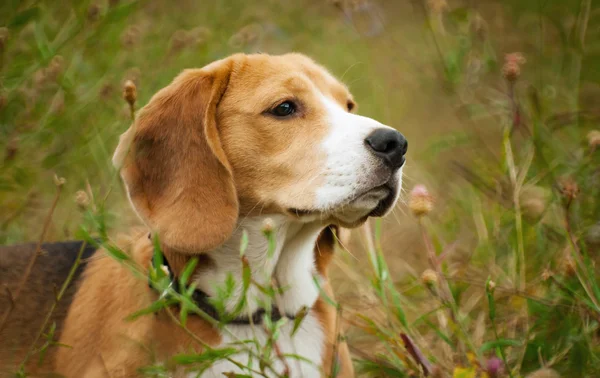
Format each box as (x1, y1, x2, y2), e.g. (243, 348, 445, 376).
(190, 215, 327, 316)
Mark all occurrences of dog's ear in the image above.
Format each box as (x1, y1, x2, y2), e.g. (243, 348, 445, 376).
(113, 58, 238, 254)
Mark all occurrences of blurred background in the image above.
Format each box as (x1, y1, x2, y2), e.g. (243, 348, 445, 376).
(1, 0, 600, 376)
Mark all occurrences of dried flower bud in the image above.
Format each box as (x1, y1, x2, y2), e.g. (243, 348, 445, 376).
(421, 269, 438, 286)
(541, 268, 553, 281)
(229, 23, 263, 48)
(502, 61, 520, 82)
(520, 185, 549, 220)
(560, 253, 577, 277)
(123, 80, 137, 107)
(558, 177, 579, 201)
(53, 174, 66, 187)
(99, 83, 114, 100)
(585, 222, 600, 247)
(502, 52, 526, 82)
(587, 130, 600, 150)
(486, 279, 496, 293)
(75, 190, 90, 209)
(429, 366, 443, 378)
(485, 357, 504, 378)
(188, 26, 211, 45)
(170, 29, 190, 51)
(121, 25, 141, 48)
(262, 218, 275, 234)
(4, 137, 18, 162)
(88, 4, 101, 21)
(505, 52, 526, 65)
(409, 185, 434, 217)
(47, 55, 65, 80)
(160, 264, 170, 277)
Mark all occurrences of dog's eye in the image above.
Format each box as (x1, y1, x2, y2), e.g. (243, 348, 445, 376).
(270, 101, 296, 117)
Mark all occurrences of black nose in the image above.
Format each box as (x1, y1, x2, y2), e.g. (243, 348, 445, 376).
(365, 128, 408, 169)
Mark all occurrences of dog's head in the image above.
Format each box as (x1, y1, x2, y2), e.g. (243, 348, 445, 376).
(113, 53, 407, 254)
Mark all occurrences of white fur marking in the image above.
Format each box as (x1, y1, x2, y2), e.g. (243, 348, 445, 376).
(191, 216, 326, 377)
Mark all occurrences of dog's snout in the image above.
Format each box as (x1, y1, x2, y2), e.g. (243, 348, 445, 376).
(365, 128, 407, 169)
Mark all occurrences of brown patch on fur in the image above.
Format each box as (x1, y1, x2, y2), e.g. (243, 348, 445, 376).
(313, 228, 355, 378)
(113, 57, 239, 274)
(54, 230, 221, 377)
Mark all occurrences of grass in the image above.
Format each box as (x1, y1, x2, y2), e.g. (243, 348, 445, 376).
(2, 0, 600, 376)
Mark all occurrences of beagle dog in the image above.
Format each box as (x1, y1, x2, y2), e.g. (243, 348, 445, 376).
(0, 53, 406, 377)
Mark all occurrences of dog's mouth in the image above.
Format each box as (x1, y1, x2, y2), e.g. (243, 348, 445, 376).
(287, 177, 400, 223)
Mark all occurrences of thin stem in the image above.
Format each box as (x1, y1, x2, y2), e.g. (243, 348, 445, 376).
(418, 218, 480, 361)
(564, 199, 600, 310)
(18, 241, 88, 368)
(329, 306, 343, 378)
(0, 181, 63, 332)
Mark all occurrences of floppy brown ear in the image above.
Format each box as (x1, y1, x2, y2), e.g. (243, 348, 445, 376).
(113, 58, 238, 254)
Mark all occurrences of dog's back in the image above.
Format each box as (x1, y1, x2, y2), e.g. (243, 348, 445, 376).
(0, 241, 97, 375)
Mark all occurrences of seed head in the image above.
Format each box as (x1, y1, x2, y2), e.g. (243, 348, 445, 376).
(485, 357, 504, 378)
(229, 23, 263, 48)
(541, 268, 553, 281)
(99, 83, 114, 100)
(560, 253, 577, 277)
(75, 190, 90, 209)
(421, 269, 438, 286)
(121, 25, 141, 48)
(409, 185, 434, 217)
(87, 4, 101, 21)
(53, 174, 66, 187)
(486, 279, 496, 293)
(520, 185, 549, 220)
(585, 222, 600, 247)
(558, 177, 579, 202)
(123, 80, 137, 107)
(587, 130, 600, 150)
(189, 26, 211, 45)
(4, 137, 18, 162)
(502, 52, 526, 82)
(170, 29, 190, 51)
(262, 217, 275, 234)
(47, 55, 65, 80)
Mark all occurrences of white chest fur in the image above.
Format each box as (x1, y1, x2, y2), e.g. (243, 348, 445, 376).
(199, 313, 323, 377)
(191, 216, 327, 377)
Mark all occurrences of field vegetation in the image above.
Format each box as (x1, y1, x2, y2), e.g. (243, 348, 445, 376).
(1, 0, 600, 376)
